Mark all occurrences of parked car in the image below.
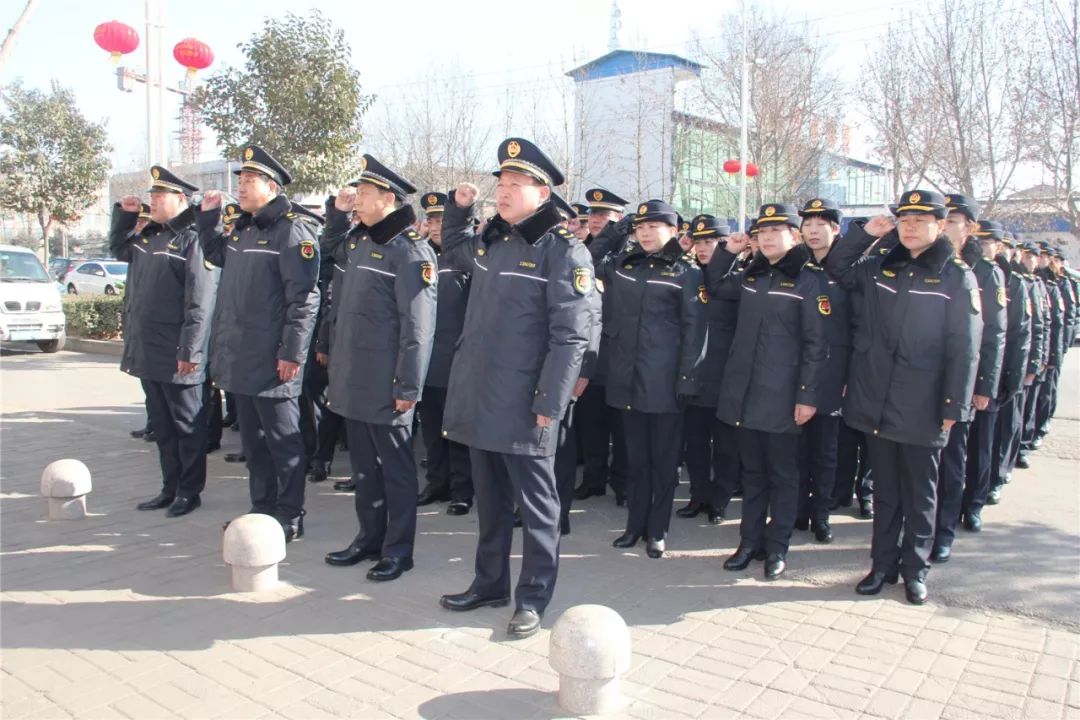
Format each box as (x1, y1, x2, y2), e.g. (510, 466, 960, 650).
(48, 256, 80, 282)
(0, 245, 66, 352)
(66, 261, 127, 296)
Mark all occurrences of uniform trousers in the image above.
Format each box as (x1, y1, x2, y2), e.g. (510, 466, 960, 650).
(235, 394, 306, 523)
(576, 383, 627, 496)
(737, 428, 800, 556)
(345, 419, 418, 559)
(622, 410, 683, 539)
(418, 386, 473, 501)
(682, 405, 739, 510)
(797, 414, 840, 526)
(143, 378, 207, 499)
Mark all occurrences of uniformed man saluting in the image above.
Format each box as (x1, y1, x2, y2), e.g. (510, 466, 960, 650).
(111, 166, 219, 517)
(437, 138, 594, 639)
(827, 190, 981, 604)
(198, 146, 321, 542)
(322, 156, 437, 581)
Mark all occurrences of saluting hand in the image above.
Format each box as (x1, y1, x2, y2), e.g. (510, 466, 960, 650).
(201, 190, 224, 210)
(864, 215, 895, 238)
(277, 360, 300, 382)
(454, 182, 479, 208)
(726, 232, 750, 255)
(120, 195, 142, 213)
(335, 187, 357, 212)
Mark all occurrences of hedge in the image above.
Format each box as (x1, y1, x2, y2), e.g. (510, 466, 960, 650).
(62, 295, 124, 340)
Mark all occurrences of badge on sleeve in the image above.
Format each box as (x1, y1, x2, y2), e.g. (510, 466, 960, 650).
(817, 295, 832, 316)
(969, 288, 981, 313)
(698, 285, 708, 304)
(299, 239, 316, 260)
(573, 266, 593, 294)
(420, 261, 435, 285)
(996, 287, 1006, 308)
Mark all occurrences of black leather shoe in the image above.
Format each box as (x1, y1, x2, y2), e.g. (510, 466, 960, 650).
(646, 538, 665, 558)
(987, 485, 1002, 505)
(143, 431, 157, 443)
(612, 532, 640, 549)
(281, 516, 304, 543)
(707, 505, 724, 524)
(676, 501, 704, 518)
(559, 516, 570, 536)
(224, 452, 246, 463)
(813, 522, 833, 544)
(859, 500, 874, 519)
(367, 556, 413, 582)
(793, 517, 810, 532)
(1031, 436, 1043, 449)
(333, 479, 356, 492)
(1015, 454, 1030, 469)
(447, 500, 472, 516)
(439, 591, 510, 612)
(507, 609, 542, 639)
(962, 512, 982, 532)
(512, 509, 522, 528)
(136, 492, 174, 511)
(308, 461, 330, 483)
(417, 485, 450, 506)
(764, 554, 786, 580)
(573, 485, 605, 501)
(130, 427, 149, 439)
(855, 570, 899, 595)
(325, 543, 380, 566)
(904, 578, 928, 605)
(930, 545, 952, 563)
(723, 546, 760, 571)
(165, 495, 201, 518)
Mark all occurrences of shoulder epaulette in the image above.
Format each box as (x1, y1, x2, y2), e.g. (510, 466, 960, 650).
(555, 227, 574, 241)
(406, 229, 421, 241)
(804, 262, 823, 272)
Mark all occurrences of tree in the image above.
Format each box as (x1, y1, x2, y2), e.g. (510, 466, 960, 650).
(0, 81, 111, 262)
(690, 7, 845, 208)
(861, 0, 1039, 212)
(1028, 0, 1080, 231)
(192, 10, 373, 195)
(0, 0, 38, 81)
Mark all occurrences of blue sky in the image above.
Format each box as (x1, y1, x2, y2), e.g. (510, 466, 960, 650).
(3, 0, 925, 171)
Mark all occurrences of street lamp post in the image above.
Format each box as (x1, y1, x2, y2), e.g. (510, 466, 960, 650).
(738, 2, 749, 232)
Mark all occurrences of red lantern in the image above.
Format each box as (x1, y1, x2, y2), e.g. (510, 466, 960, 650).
(722, 159, 742, 174)
(173, 38, 214, 79)
(93, 20, 139, 64)
(746, 163, 760, 178)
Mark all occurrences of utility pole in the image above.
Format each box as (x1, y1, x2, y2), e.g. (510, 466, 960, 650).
(737, 2, 749, 232)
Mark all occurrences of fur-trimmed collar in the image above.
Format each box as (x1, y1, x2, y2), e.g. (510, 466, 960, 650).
(623, 237, 685, 265)
(350, 204, 417, 245)
(882, 235, 954, 273)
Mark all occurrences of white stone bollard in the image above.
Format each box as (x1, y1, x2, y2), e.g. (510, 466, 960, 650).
(549, 604, 632, 715)
(222, 514, 286, 592)
(40, 459, 92, 520)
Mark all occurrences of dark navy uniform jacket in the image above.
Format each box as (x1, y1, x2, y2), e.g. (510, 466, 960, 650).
(1022, 268, 1048, 377)
(1037, 268, 1066, 370)
(692, 260, 739, 410)
(197, 194, 320, 398)
(321, 204, 437, 426)
(110, 204, 218, 385)
(708, 243, 829, 434)
(426, 240, 470, 389)
(961, 239, 1006, 411)
(994, 255, 1032, 399)
(826, 227, 981, 448)
(439, 198, 593, 457)
(810, 247, 852, 416)
(596, 237, 707, 415)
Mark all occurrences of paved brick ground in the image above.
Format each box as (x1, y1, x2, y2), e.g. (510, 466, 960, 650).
(2, 347, 1078, 719)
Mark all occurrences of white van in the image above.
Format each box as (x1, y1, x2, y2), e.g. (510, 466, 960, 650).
(0, 245, 66, 352)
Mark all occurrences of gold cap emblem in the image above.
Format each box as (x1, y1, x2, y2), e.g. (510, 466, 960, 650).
(638, 204, 648, 215)
(428, 194, 437, 205)
(592, 190, 603, 201)
(359, 156, 367, 171)
(764, 206, 776, 217)
(696, 221, 705, 231)
(811, 199, 822, 208)
(506, 140, 521, 158)
(244, 147, 254, 161)
(151, 167, 160, 180)
(909, 192, 921, 203)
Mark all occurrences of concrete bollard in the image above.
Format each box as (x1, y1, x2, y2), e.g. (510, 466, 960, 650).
(40, 459, 92, 520)
(549, 604, 632, 715)
(222, 514, 286, 592)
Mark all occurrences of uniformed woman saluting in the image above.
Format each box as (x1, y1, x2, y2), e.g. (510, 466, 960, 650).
(707, 203, 830, 581)
(597, 200, 707, 559)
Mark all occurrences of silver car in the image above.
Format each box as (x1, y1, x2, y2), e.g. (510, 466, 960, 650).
(66, 261, 128, 296)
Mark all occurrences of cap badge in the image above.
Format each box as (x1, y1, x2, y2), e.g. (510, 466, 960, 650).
(909, 192, 921, 203)
(151, 167, 160, 180)
(811, 199, 822, 208)
(638, 203, 648, 215)
(764, 206, 776, 217)
(592, 190, 603, 201)
(506, 140, 521, 158)
(244, 147, 254, 161)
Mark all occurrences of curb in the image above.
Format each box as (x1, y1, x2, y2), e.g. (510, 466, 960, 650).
(65, 336, 124, 357)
